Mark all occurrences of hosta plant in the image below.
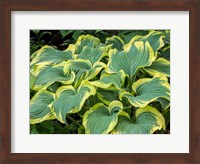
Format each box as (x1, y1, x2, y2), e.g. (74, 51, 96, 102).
(30, 30, 170, 134)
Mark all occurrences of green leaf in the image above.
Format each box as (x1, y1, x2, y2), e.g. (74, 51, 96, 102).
(39, 31, 52, 38)
(74, 34, 100, 54)
(30, 72, 36, 88)
(52, 83, 96, 124)
(78, 95, 100, 117)
(60, 30, 74, 38)
(113, 106, 165, 134)
(122, 30, 149, 44)
(117, 30, 133, 36)
(32, 30, 40, 35)
(30, 120, 54, 134)
(106, 41, 155, 78)
(163, 30, 170, 44)
(159, 46, 170, 61)
(64, 59, 106, 87)
(30, 48, 39, 59)
(84, 95, 100, 108)
(157, 98, 170, 111)
(125, 31, 164, 56)
(90, 70, 126, 89)
(76, 45, 108, 65)
(105, 36, 124, 51)
(30, 45, 73, 72)
(54, 123, 78, 134)
(30, 90, 55, 124)
(143, 57, 170, 77)
(96, 87, 119, 106)
(120, 76, 170, 108)
(72, 30, 82, 41)
(78, 126, 85, 134)
(83, 101, 123, 134)
(162, 108, 170, 127)
(47, 82, 61, 93)
(32, 66, 75, 91)
(30, 124, 38, 134)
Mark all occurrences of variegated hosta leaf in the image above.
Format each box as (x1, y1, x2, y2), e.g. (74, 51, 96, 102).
(74, 34, 100, 54)
(112, 106, 165, 134)
(157, 98, 170, 110)
(32, 66, 75, 91)
(30, 90, 55, 124)
(105, 36, 124, 51)
(162, 108, 170, 127)
(30, 45, 73, 70)
(30, 72, 36, 88)
(97, 87, 120, 106)
(30, 50, 38, 60)
(163, 30, 170, 44)
(122, 30, 149, 44)
(83, 101, 123, 134)
(120, 76, 170, 108)
(86, 62, 106, 80)
(52, 83, 96, 124)
(90, 70, 126, 89)
(76, 45, 109, 65)
(106, 41, 155, 78)
(64, 59, 106, 87)
(143, 57, 170, 77)
(125, 31, 164, 56)
(159, 46, 170, 61)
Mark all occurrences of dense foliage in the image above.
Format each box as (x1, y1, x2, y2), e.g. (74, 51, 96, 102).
(30, 30, 170, 134)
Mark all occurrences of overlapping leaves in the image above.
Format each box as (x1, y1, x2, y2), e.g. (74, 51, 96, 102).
(30, 30, 170, 134)
(112, 106, 165, 134)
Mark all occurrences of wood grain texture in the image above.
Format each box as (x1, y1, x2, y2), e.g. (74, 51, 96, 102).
(0, 0, 200, 163)
(0, 6, 3, 163)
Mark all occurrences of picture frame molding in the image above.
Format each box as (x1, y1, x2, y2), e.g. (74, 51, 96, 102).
(0, 0, 199, 163)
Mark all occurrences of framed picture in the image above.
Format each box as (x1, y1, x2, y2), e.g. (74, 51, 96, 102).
(0, 0, 199, 163)
(29, 29, 171, 135)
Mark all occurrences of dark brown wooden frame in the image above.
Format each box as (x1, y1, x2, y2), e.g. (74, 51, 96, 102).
(0, 0, 200, 163)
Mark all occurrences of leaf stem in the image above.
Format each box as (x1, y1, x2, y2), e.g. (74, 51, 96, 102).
(123, 106, 132, 109)
(129, 75, 133, 92)
(129, 72, 138, 92)
(67, 115, 82, 127)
